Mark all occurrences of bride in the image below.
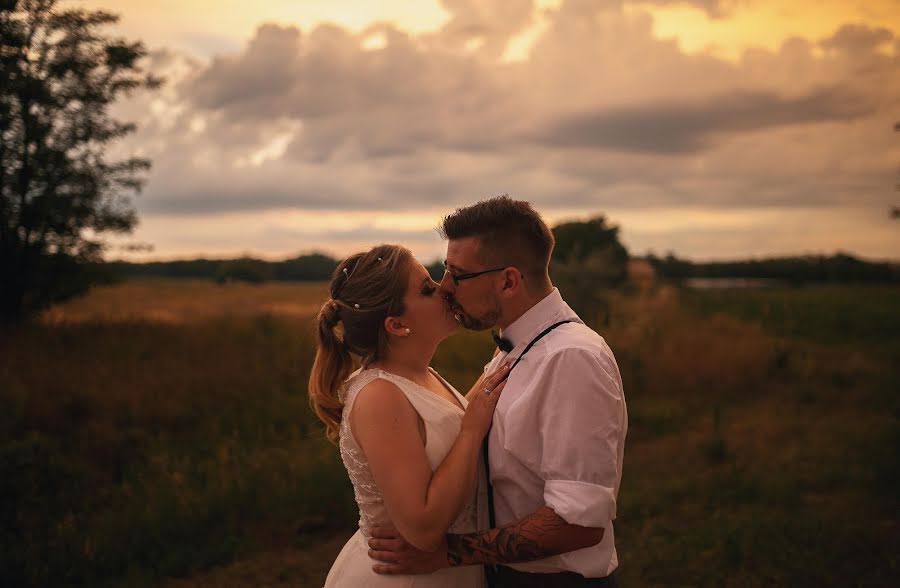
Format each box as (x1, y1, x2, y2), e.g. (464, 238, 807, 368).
(309, 244, 509, 587)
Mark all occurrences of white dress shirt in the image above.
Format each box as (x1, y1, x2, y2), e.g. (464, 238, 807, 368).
(481, 288, 627, 578)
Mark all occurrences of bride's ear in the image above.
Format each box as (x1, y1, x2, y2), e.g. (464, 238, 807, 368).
(383, 316, 411, 337)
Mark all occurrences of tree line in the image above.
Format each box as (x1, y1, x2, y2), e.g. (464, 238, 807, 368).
(104, 243, 899, 286)
(647, 252, 900, 284)
(102, 253, 339, 283)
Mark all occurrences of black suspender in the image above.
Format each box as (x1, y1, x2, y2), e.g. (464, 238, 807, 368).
(483, 319, 578, 529)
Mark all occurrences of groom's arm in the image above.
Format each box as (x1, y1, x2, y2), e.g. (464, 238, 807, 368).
(368, 506, 602, 574)
(446, 505, 602, 566)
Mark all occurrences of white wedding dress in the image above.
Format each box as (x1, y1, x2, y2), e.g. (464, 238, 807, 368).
(324, 367, 486, 587)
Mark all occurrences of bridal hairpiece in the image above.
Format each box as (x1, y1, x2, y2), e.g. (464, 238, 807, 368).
(333, 253, 385, 310)
(334, 257, 366, 308)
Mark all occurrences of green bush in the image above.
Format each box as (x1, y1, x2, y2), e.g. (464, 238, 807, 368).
(215, 258, 274, 284)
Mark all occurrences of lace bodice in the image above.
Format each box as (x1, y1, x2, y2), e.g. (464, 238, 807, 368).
(337, 368, 479, 539)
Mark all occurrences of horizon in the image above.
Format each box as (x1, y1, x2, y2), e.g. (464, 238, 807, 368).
(104, 247, 900, 267)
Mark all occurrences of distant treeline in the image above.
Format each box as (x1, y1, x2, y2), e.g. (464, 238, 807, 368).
(647, 252, 900, 284)
(103, 251, 899, 284)
(102, 254, 340, 283)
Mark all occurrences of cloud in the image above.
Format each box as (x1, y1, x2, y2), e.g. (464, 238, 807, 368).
(536, 86, 873, 154)
(436, 0, 535, 57)
(185, 23, 306, 117)
(821, 23, 894, 54)
(175, 31, 243, 57)
(635, 0, 743, 19)
(108, 5, 900, 260)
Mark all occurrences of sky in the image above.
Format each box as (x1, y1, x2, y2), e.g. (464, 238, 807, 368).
(69, 0, 900, 263)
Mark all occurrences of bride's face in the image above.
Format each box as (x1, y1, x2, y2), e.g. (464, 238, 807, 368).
(396, 262, 459, 341)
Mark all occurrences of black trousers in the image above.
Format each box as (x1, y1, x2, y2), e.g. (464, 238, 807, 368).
(489, 565, 618, 588)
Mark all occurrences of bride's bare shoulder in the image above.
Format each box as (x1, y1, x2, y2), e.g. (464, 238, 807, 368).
(350, 376, 416, 424)
(349, 375, 426, 448)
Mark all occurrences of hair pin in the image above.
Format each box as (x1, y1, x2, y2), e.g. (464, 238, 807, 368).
(354, 303, 360, 309)
(377, 257, 383, 262)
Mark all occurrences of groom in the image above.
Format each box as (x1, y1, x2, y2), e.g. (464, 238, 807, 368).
(368, 196, 627, 587)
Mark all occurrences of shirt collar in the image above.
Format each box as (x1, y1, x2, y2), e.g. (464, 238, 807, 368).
(500, 288, 578, 349)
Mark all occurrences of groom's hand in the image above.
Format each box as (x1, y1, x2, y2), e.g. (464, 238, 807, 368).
(368, 526, 449, 575)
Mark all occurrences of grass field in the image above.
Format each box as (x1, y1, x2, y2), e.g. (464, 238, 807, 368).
(1, 278, 897, 586)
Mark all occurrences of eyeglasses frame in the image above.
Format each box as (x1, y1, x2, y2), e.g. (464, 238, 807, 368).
(443, 265, 508, 286)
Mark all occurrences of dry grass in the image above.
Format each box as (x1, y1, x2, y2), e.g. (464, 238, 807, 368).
(2, 279, 897, 587)
(40, 278, 329, 324)
(603, 287, 899, 587)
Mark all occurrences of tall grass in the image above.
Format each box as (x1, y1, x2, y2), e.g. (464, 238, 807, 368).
(1, 280, 897, 586)
(609, 285, 899, 587)
(682, 284, 900, 356)
(1, 300, 355, 586)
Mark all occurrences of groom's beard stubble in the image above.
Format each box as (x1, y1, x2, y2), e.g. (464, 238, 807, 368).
(448, 298, 500, 331)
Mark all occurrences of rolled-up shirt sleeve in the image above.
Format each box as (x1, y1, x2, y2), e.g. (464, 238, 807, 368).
(536, 348, 626, 528)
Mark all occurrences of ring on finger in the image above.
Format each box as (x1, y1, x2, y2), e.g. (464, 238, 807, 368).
(483, 387, 493, 395)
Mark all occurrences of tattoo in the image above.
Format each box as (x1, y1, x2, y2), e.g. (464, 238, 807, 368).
(446, 507, 569, 566)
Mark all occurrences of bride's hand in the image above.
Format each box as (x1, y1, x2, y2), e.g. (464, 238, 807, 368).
(464, 350, 503, 401)
(461, 363, 509, 438)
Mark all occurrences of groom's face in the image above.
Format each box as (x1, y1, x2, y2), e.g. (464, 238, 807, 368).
(439, 236, 502, 331)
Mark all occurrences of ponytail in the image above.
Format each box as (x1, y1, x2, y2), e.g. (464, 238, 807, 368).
(307, 245, 413, 445)
(308, 300, 352, 444)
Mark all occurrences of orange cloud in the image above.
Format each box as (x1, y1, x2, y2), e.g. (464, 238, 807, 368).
(628, 0, 900, 60)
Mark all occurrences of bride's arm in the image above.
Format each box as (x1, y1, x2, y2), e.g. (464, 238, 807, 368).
(351, 367, 508, 552)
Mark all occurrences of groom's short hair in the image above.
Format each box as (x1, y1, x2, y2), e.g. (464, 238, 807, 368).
(439, 195, 554, 286)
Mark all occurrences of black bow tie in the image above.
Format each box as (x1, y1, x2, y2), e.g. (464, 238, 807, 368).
(491, 330, 514, 353)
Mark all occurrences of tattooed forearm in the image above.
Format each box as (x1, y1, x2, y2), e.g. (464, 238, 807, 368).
(447, 527, 545, 566)
(447, 506, 586, 566)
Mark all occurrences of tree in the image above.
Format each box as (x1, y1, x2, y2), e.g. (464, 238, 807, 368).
(0, 0, 160, 323)
(272, 253, 339, 281)
(550, 216, 629, 325)
(215, 257, 273, 284)
(552, 216, 629, 272)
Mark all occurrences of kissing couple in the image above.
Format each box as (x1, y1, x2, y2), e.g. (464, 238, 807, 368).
(309, 196, 627, 587)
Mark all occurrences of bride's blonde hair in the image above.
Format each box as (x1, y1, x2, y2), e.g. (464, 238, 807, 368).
(308, 244, 413, 443)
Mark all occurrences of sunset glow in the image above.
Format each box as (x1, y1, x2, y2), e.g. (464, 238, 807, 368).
(61, 0, 900, 262)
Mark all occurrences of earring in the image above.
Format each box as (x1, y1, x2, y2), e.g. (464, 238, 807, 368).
(405, 328, 411, 335)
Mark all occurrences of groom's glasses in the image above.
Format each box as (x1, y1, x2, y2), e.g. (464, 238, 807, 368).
(443, 265, 507, 286)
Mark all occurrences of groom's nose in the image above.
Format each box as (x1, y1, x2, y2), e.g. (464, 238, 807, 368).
(438, 270, 455, 297)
